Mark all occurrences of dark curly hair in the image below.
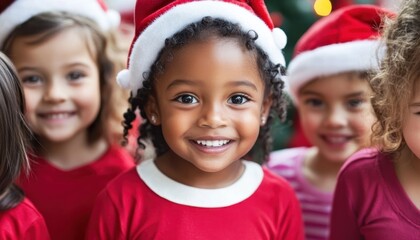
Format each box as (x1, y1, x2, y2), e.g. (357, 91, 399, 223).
(123, 17, 287, 163)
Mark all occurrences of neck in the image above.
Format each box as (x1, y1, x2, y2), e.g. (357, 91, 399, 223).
(155, 151, 244, 189)
(37, 132, 108, 170)
(302, 147, 344, 192)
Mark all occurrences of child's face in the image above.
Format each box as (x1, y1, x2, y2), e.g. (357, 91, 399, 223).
(8, 27, 101, 144)
(148, 38, 270, 173)
(297, 72, 375, 163)
(402, 80, 420, 161)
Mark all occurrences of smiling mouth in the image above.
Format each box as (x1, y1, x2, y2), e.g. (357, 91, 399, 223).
(194, 140, 231, 147)
(39, 112, 75, 119)
(322, 136, 352, 144)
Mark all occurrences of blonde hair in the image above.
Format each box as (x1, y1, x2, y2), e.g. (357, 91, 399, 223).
(2, 12, 130, 146)
(370, 0, 420, 153)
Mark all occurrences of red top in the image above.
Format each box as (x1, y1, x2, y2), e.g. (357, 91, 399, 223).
(86, 159, 304, 240)
(0, 198, 50, 240)
(18, 145, 135, 240)
(330, 148, 420, 240)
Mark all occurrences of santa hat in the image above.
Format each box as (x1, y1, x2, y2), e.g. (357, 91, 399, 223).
(287, 5, 395, 101)
(0, 0, 120, 47)
(116, 0, 287, 94)
(106, 0, 136, 24)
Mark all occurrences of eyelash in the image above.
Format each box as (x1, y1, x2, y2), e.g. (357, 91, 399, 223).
(227, 94, 250, 105)
(172, 93, 251, 105)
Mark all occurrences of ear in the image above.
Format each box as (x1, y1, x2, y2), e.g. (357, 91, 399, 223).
(145, 95, 161, 126)
(260, 95, 273, 126)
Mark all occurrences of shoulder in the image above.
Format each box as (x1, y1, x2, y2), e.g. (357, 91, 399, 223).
(267, 147, 307, 168)
(339, 148, 382, 179)
(99, 145, 135, 168)
(4, 198, 43, 220)
(335, 148, 388, 195)
(261, 167, 296, 197)
(0, 198, 48, 234)
(103, 166, 141, 192)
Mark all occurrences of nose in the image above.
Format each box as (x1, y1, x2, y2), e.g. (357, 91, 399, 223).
(324, 105, 347, 128)
(197, 102, 227, 128)
(42, 78, 66, 103)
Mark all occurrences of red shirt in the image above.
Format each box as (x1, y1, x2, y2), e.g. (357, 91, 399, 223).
(18, 145, 135, 240)
(0, 198, 50, 240)
(86, 159, 304, 240)
(330, 148, 420, 240)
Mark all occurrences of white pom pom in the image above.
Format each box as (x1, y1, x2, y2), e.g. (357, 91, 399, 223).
(116, 69, 131, 89)
(107, 9, 121, 28)
(272, 28, 287, 50)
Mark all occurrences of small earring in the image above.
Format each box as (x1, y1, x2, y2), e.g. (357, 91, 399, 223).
(261, 116, 266, 125)
(150, 115, 156, 124)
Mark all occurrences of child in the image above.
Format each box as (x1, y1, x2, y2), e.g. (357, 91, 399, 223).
(329, 0, 420, 239)
(0, 1, 135, 239)
(0, 52, 50, 239)
(266, 5, 395, 240)
(86, 0, 304, 239)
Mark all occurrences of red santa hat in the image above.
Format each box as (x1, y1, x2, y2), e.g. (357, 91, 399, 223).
(116, 0, 287, 94)
(287, 5, 395, 101)
(0, 0, 120, 47)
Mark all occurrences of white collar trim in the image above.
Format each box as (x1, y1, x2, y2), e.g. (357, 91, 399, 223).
(137, 159, 263, 208)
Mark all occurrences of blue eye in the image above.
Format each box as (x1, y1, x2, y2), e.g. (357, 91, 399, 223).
(305, 98, 323, 107)
(228, 95, 249, 105)
(347, 99, 364, 108)
(22, 75, 42, 85)
(175, 94, 198, 104)
(67, 71, 84, 81)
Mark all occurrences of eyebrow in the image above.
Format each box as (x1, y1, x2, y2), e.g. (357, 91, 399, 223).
(17, 63, 90, 72)
(166, 79, 258, 91)
(166, 79, 200, 90)
(409, 102, 420, 107)
(17, 66, 38, 72)
(300, 90, 367, 98)
(227, 80, 258, 92)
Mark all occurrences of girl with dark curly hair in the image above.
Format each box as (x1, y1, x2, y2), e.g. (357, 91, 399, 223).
(86, 0, 304, 239)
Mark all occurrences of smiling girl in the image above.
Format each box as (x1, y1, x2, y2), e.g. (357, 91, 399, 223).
(85, 0, 304, 239)
(266, 5, 395, 240)
(0, 1, 135, 239)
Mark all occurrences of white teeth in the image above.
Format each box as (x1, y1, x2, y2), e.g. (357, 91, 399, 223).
(196, 140, 230, 147)
(44, 113, 71, 119)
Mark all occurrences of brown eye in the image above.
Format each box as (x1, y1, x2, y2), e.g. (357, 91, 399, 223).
(176, 94, 198, 104)
(228, 95, 249, 105)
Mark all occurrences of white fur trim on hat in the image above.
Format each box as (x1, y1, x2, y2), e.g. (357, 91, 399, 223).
(287, 40, 383, 101)
(0, 0, 120, 47)
(117, 0, 287, 93)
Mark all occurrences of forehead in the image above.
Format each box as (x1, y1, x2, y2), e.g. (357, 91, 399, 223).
(9, 27, 96, 65)
(154, 37, 264, 91)
(298, 72, 371, 97)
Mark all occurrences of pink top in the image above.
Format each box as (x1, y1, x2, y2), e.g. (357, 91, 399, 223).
(267, 147, 333, 240)
(329, 148, 420, 240)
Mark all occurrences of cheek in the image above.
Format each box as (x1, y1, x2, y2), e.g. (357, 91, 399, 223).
(77, 83, 102, 114)
(402, 117, 420, 158)
(299, 111, 322, 139)
(351, 111, 376, 136)
(232, 109, 261, 138)
(23, 89, 40, 115)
